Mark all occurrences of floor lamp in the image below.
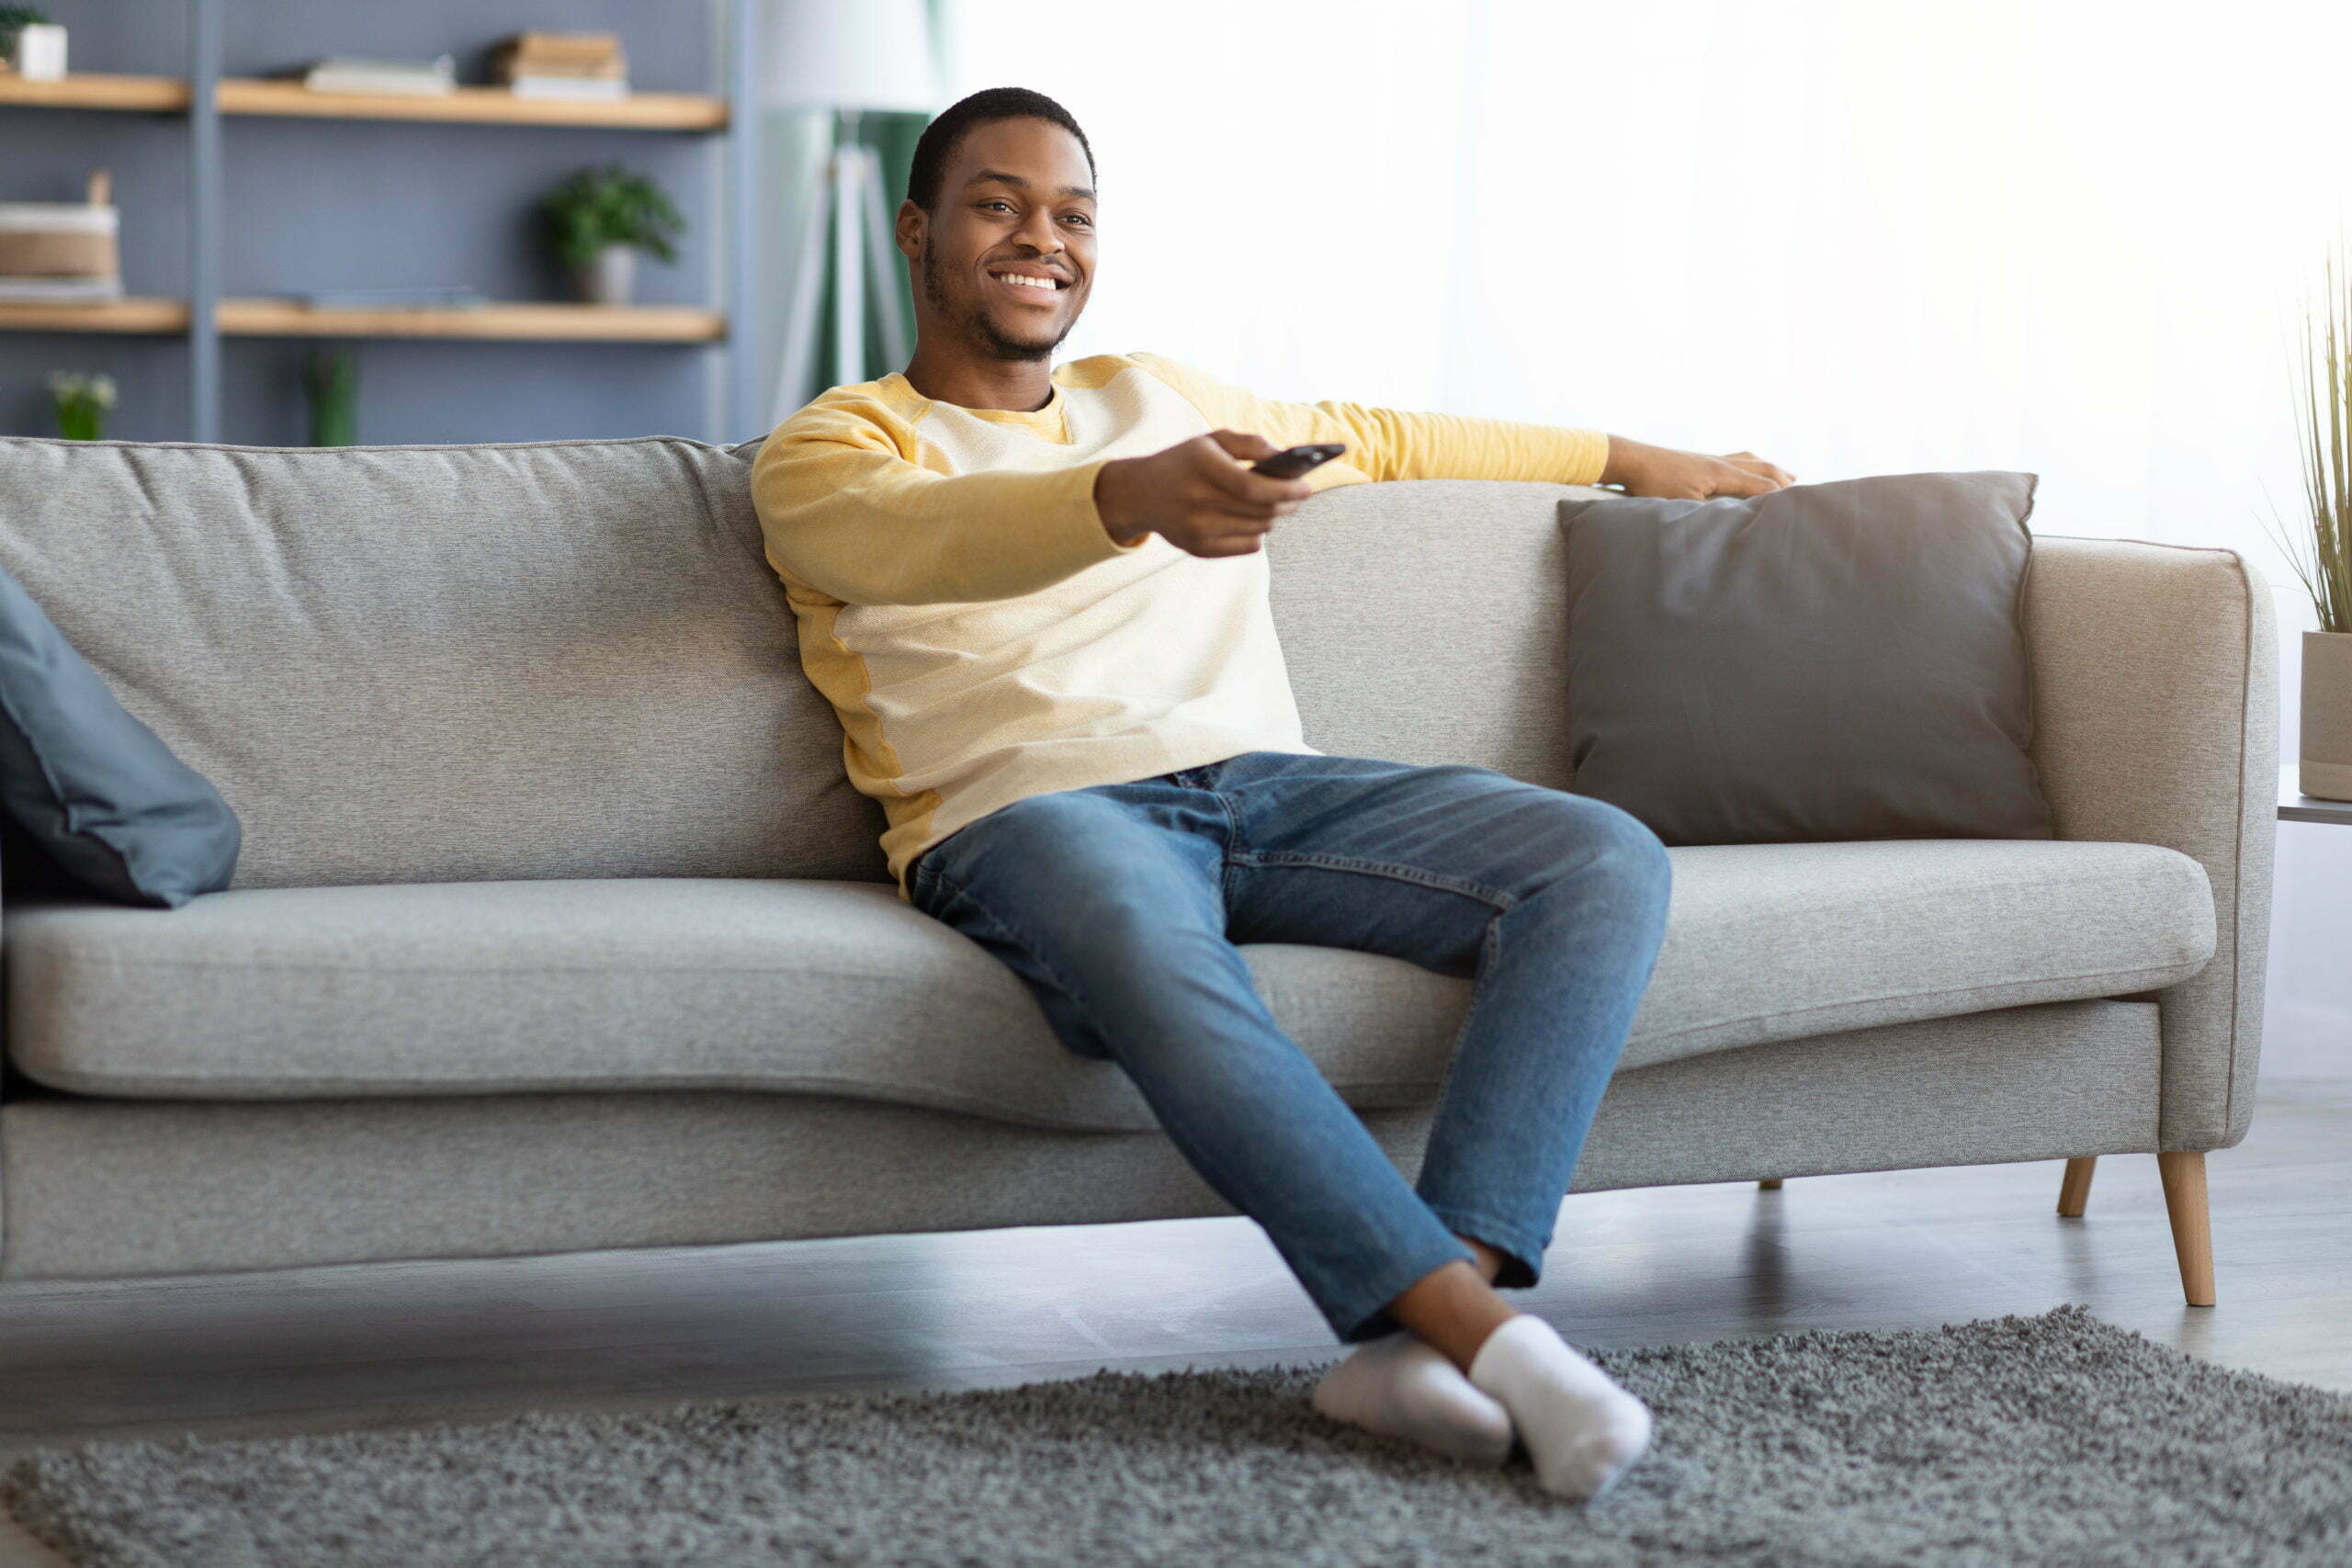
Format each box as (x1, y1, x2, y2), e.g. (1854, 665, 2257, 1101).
(765, 0, 937, 426)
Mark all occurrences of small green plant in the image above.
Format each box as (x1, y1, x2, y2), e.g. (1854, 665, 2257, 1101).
(537, 163, 684, 268)
(0, 7, 50, 56)
(301, 346, 358, 447)
(2263, 233, 2352, 634)
(47, 370, 115, 440)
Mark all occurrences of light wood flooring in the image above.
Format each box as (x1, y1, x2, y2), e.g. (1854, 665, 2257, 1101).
(0, 1070, 2345, 1565)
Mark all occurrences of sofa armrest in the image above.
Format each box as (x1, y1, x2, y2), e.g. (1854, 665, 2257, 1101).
(2023, 536, 2278, 1149)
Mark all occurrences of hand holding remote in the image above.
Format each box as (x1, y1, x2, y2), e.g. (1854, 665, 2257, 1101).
(1095, 430, 1325, 558)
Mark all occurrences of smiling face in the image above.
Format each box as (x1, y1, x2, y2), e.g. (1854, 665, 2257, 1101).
(897, 116, 1096, 364)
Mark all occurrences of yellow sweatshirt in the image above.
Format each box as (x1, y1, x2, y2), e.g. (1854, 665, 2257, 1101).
(751, 351, 1609, 901)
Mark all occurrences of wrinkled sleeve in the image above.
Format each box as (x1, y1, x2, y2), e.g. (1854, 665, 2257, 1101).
(1129, 351, 1609, 487)
(750, 392, 1150, 607)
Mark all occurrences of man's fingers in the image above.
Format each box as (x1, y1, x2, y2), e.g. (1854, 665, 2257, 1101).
(1714, 466, 1782, 498)
(1204, 429, 1281, 463)
(1197, 457, 1312, 508)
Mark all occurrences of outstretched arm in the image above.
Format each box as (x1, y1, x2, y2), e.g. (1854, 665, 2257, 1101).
(1128, 353, 1796, 499)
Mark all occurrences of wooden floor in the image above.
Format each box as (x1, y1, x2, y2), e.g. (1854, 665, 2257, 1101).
(0, 1072, 2345, 1564)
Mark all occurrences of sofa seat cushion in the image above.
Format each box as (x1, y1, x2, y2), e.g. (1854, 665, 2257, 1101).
(3, 839, 2213, 1133)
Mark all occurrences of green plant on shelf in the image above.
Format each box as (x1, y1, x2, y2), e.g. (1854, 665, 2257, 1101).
(0, 7, 49, 57)
(47, 370, 114, 441)
(537, 163, 685, 269)
(302, 347, 357, 446)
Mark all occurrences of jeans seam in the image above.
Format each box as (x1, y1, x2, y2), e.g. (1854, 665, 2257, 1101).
(1227, 850, 1519, 911)
(1208, 785, 1244, 908)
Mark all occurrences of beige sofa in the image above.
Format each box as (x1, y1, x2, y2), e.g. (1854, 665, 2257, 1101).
(0, 435, 2274, 1309)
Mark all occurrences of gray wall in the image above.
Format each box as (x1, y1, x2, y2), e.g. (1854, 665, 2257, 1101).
(0, 0, 738, 446)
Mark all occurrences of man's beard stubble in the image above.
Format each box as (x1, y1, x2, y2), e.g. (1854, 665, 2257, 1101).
(921, 243, 1073, 363)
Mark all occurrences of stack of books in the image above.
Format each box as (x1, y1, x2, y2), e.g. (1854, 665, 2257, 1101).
(283, 54, 458, 96)
(492, 32, 628, 101)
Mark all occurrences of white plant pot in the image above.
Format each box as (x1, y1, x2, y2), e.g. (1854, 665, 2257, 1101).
(2304, 630, 2352, 801)
(574, 243, 636, 306)
(11, 23, 67, 80)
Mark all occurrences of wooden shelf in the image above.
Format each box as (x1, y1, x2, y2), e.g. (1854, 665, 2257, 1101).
(216, 79, 726, 130)
(217, 299, 725, 341)
(0, 299, 723, 342)
(0, 72, 725, 129)
(0, 298, 188, 333)
(0, 73, 188, 111)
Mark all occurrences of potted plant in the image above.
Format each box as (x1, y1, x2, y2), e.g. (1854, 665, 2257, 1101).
(537, 163, 684, 306)
(0, 7, 66, 79)
(2268, 238, 2352, 801)
(46, 370, 114, 439)
(301, 346, 357, 446)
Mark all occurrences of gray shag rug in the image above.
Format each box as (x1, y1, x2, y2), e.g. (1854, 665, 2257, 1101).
(6, 1303, 2349, 1567)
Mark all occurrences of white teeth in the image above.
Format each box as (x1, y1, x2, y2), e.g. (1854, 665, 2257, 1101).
(995, 272, 1056, 290)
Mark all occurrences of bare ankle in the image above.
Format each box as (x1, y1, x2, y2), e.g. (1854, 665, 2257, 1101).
(1385, 1258, 1520, 1374)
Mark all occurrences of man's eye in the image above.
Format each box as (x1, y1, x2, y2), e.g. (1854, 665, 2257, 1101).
(1065, 214, 1092, 227)
(978, 200, 1013, 213)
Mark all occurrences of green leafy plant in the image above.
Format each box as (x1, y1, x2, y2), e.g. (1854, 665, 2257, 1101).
(46, 370, 114, 440)
(537, 164, 684, 268)
(0, 8, 50, 56)
(301, 346, 357, 447)
(2266, 234, 2352, 634)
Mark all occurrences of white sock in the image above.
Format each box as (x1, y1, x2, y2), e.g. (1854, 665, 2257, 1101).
(1464, 1314, 1652, 1499)
(1310, 1329, 1516, 1467)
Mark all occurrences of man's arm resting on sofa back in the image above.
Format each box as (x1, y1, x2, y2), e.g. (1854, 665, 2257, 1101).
(1123, 350, 1795, 501)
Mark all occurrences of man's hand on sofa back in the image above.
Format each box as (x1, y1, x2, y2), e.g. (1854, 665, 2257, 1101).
(1600, 435, 1796, 500)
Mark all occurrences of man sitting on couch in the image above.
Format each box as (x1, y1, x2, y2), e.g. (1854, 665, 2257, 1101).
(751, 85, 1794, 1500)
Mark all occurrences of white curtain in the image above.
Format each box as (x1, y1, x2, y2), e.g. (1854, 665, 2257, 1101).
(939, 0, 2352, 1050)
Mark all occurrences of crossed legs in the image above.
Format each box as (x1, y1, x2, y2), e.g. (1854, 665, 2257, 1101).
(906, 752, 1674, 1493)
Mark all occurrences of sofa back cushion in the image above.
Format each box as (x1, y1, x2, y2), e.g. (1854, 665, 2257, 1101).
(0, 435, 887, 888)
(0, 441, 1592, 889)
(1268, 479, 1607, 791)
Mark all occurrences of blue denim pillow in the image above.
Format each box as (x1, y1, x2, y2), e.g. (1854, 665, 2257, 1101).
(0, 560, 240, 908)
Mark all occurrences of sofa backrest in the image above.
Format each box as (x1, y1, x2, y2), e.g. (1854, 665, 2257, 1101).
(0, 435, 1599, 888)
(1269, 478, 1598, 795)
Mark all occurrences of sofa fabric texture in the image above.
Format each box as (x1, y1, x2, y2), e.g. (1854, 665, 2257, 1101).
(1557, 470, 2051, 845)
(1, 1000, 2159, 1280)
(0, 559, 240, 908)
(0, 436, 887, 890)
(5, 838, 2211, 1130)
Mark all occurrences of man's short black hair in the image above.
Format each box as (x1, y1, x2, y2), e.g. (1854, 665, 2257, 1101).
(905, 86, 1095, 213)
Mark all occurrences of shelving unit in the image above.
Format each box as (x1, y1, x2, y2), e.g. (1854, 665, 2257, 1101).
(0, 71, 730, 130)
(0, 0, 760, 442)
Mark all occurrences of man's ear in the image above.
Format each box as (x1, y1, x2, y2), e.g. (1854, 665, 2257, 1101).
(894, 199, 924, 262)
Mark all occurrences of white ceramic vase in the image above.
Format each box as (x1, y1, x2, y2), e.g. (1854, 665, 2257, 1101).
(2305, 630, 2352, 801)
(574, 243, 636, 306)
(10, 22, 66, 80)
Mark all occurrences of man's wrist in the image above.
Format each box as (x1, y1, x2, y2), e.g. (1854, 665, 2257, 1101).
(1094, 458, 1150, 546)
(1598, 434, 1637, 489)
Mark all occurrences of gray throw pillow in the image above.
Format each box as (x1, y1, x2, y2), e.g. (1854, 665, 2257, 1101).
(0, 559, 241, 908)
(1557, 471, 2052, 845)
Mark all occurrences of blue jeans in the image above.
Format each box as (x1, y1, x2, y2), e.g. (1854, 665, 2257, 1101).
(906, 750, 1672, 1345)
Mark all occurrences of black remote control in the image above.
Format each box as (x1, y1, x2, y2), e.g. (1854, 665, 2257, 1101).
(1250, 443, 1347, 479)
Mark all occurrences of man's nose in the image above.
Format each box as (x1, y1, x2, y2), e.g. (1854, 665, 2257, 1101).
(1012, 209, 1064, 254)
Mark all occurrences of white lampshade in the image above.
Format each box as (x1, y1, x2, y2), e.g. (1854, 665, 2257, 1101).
(763, 0, 938, 113)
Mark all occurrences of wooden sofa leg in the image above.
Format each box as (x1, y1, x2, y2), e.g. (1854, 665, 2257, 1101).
(2057, 1156, 2096, 1217)
(1757, 1179, 1782, 1190)
(2155, 1151, 2216, 1307)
